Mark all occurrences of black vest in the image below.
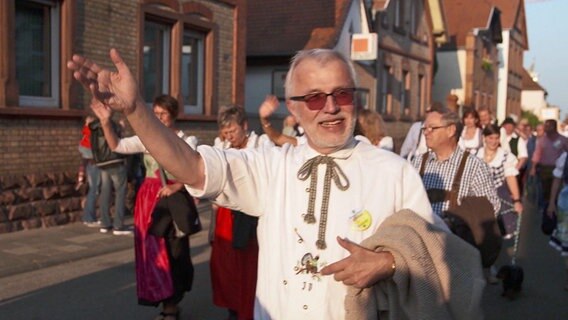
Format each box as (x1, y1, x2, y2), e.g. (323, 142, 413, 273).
(509, 136, 519, 157)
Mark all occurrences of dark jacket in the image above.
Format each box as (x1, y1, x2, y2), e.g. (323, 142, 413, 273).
(89, 119, 125, 168)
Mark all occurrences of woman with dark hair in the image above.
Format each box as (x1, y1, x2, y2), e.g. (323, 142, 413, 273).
(477, 124, 523, 284)
(478, 124, 523, 228)
(91, 94, 198, 320)
(477, 124, 523, 283)
(458, 107, 483, 154)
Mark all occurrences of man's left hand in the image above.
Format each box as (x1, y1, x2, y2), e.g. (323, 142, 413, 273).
(320, 236, 395, 288)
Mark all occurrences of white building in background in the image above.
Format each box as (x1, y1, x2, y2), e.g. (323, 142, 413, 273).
(521, 67, 549, 120)
(541, 106, 559, 121)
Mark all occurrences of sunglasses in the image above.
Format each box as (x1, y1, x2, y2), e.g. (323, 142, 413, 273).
(289, 88, 357, 110)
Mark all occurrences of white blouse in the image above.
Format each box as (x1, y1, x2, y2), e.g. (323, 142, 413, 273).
(458, 127, 483, 154)
(115, 130, 197, 153)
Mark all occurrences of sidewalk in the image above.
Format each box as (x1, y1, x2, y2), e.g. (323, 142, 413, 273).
(0, 201, 212, 279)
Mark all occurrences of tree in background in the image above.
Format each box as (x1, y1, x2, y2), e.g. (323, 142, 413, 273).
(521, 110, 541, 128)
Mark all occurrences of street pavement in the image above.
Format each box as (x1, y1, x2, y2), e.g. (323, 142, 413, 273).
(0, 198, 567, 319)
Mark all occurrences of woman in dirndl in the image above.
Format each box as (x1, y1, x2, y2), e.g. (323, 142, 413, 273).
(458, 107, 483, 155)
(477, 124, 523, 283)
(92, 94, 198, 320)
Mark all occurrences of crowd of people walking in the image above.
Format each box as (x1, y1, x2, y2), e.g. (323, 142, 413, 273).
(69, 47, 568, 319)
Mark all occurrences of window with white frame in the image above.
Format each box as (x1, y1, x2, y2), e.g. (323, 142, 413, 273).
(143, 20, 171, 104)
(15, 0, 60, 107)
(141, 4, 215, 118)
(181, 29, 204, 114)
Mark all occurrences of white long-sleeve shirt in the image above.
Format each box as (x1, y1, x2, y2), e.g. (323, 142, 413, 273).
(187, 138, 442, 319)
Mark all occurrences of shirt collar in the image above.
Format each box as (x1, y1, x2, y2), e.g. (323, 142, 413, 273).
(303, 136, 358, 160)
(428, 147, 462, 165)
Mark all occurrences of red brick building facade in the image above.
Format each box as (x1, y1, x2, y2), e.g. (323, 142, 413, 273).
(0, 0, 245, 233)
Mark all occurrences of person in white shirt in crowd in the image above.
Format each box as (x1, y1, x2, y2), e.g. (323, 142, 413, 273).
(478, 106, 496, 129)
(458, 107, 483, 154)
(282, 114, 303, 137)
(500, 117, 528, 195)
(500, 117, 528, 171)
(354, 109, 394, 151)
(68, 48, 484, 320)
(210, 104, 274, 320)
(399, 102, 445, 160)
(258, 94, 307, 146)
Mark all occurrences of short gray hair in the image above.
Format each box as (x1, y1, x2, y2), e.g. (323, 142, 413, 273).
(284, 49, 358, 98)
(217, 104, 247, 128)
(436, 109, 463, 140)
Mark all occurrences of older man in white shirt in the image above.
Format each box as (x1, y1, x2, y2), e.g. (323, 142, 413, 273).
(68, 48, 484, 320)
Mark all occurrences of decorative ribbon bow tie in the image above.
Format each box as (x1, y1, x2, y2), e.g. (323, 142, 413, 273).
(297, 155, 350, 250)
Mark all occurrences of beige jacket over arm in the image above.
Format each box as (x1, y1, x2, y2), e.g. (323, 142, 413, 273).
(345, 209, 485, 320)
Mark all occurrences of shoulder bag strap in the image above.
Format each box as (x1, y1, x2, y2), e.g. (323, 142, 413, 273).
(157, 166, 167, 187)
(419, 152, 429, 177)
(448, 151, 469, 209)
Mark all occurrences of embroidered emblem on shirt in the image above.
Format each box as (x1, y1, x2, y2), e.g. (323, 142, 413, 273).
(351, 209, 372, 231)
(294, 253, 323, 280)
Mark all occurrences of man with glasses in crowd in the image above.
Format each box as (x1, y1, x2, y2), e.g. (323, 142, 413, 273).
(68, 48, 483, 319)
(412, 108, 500, 281)
(399, 102, 445, 161)
(412, 108, 500, 218)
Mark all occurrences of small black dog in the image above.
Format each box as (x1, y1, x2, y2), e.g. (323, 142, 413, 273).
(496, 265, 524, 299)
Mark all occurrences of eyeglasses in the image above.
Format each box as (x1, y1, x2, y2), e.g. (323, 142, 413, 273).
(420, 124, 450, 133)
(289, 88, 357, 110)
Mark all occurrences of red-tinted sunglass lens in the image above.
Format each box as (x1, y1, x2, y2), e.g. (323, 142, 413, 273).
(304, 93, 327, 110)
(334, 90, 354, 105)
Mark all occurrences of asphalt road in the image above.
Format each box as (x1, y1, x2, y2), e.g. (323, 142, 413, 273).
(0, 199, 566, 319)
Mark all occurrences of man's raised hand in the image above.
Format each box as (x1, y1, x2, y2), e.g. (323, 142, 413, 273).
(89, 98, 111, 122)
(258, 95, 280, 119)
(67, 49, 140, 115)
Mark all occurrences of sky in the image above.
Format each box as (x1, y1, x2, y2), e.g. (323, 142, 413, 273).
(524, 0, 568, 118)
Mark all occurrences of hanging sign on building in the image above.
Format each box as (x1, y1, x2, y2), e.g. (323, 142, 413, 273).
(351, 33, 378, 61)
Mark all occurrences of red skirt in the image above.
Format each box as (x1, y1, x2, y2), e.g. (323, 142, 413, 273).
(210, 207, 258, 320)
(134, 177, 173, 304)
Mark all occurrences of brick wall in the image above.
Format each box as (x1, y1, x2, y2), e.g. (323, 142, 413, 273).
(187, 0, 238, 108)
(0, 171, 83, 233)
(0, 118, 82, 176)
(0, 0, 241, 234)
(74, 0, 139, 106)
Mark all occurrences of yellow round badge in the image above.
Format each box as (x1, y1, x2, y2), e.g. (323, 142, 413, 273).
(352, 210, 372, 231)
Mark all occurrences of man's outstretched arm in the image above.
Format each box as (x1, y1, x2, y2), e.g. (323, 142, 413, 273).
(67, 49, 205, 189)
